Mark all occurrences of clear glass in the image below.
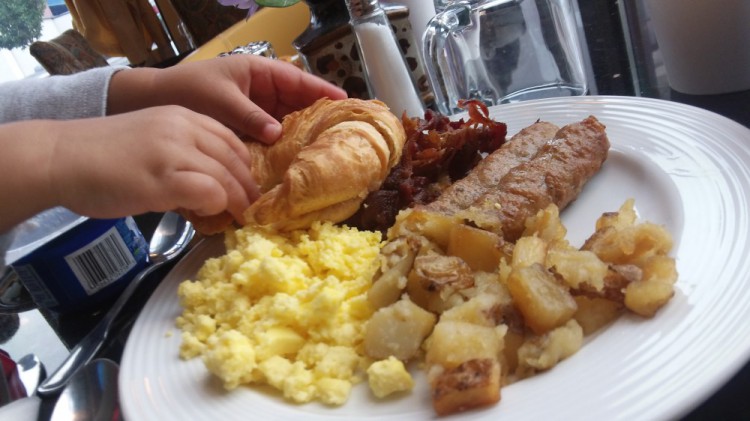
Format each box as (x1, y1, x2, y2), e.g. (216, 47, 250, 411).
(424, 0, 588, 115)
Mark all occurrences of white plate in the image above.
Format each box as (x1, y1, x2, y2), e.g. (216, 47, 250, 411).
(119, 96, 750, 421)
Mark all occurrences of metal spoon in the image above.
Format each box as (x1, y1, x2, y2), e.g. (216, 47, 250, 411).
(37, 212, 195, 397)
(16, 353, 45, 395)
(50, 359, 120, 421)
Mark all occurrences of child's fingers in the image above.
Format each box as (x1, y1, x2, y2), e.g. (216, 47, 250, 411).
(164, 164, 251, 224)
(198, 114, 254, 164)
(227, 94, 282, 144)
(188, 114, 259, 198)
(191, 131, 259, 206)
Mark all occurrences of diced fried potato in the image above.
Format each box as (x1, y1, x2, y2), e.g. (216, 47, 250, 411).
(577, 198, 677, 319)
(425, 321, 504, 368)
(516, 319, 583, 377)
(389, 208, 461, 248)
(595, 198, 637, 231)
(582, 223, 673, 266)
(378, 236, 414, 270)
(368, 250, 415, 309)
(440, 293, 503, 326)
(456, 205, 502, 234)
(546, 247, 608, 291)
(500, 329, 524, 378)
(498, 257, 512, 285)
(624, 279, 674, 317)
(461, 272, 514, 307)
(430, 359, 502, 416)
(512, 236, 547, 268)
(373, 197, 678, 415)
(447, 224, 507, 272)
(572, 296, 622, 335)
(572, 264, 641, 304)
(641, 255, 678, 284)
(507, 264, 577, 335)
(406, 254, 474, 313)
(609, 264, 643, 284)
(523, 204, 568, 244)
(364, 297, 437, 360)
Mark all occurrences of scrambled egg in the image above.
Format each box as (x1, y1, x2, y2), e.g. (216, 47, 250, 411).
(367, 356, 414, 398)
(176, 221, 412, 405)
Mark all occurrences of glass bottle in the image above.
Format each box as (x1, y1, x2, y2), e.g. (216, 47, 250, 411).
(345, 0, 425, 117)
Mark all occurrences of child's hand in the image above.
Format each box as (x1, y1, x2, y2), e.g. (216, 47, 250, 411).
(108, 55, 348, 144)
(49, 106, 259, 224)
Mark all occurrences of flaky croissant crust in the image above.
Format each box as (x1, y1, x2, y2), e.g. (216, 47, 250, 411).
(244, 98, 406, 231)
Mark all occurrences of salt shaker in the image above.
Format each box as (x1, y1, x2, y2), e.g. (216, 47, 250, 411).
(345, 0, 425, 118)
(387, 0, 435, 46)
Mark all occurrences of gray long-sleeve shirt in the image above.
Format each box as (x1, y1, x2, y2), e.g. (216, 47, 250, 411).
(0, 66, 125, 274)
(0, 66, 123, 123)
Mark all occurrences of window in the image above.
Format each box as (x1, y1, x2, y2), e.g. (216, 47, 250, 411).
(0, 1, 74, 83)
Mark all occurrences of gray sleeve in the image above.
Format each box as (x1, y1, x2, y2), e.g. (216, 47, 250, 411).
(0, 66, 129, 123)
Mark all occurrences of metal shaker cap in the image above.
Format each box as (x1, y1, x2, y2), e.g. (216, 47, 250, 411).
(345, 0, 381, 19)
(218, 41, 277, 59)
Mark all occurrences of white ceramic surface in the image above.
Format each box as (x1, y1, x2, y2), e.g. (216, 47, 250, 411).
(119, 96, 750, 421)
(644, 0, 750, 94)
(0, 397, 41, 421)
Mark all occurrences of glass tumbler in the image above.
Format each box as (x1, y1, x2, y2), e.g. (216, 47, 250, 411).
(423, 0, 587, 115)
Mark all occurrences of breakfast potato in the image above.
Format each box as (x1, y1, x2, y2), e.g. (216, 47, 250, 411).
(595, 198, 637, 230)
(507, 263, 577, 335)
(577, 199, 677, 318)
(378, 236, 415, 270)
(516, 319, 583, 378)
(572, 296, 622, 335)
(467, 271, 513, 303)
(439, 293, 504, 327)
(641, 254, 679, 284)
(425, 321, 504, 368)
(511, 236, 547, 268)
(430, 359, 502, 416)
(523, 204, 568, 244)
(627, 254, 678, 316)
(447, 224, 507, 272)
(624, 278, 675, 317)
(583, 223, 673, 266)
(546, 247, 608, 291)
(582, 199, 648, 265)
(390, 208, 461, 248)
(368, 249, 415, 309)
(364, 297, 437, 360)
(406, 254, 474, 313)
(500, 329, 524, 378)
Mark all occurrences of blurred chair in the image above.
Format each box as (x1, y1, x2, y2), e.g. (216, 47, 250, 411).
(152, 0, 195, 54)
(29, 29, 110, 75)
(65, 0, 176, 67)
(169, 0, 248, 48)
(181, 1, 310, 63)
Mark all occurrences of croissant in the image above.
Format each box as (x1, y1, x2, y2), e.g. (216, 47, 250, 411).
(183, 98, 406, 234)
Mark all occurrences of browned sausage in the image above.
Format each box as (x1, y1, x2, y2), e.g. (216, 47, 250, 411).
(427, 116, 610, 242)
